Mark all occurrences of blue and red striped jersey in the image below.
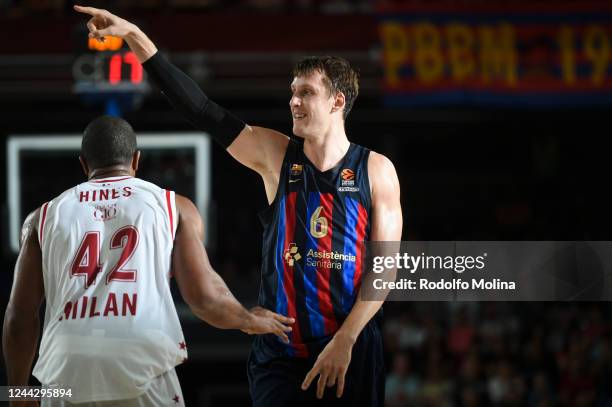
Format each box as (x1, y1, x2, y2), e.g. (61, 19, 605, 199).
(254, 139, 372, 360)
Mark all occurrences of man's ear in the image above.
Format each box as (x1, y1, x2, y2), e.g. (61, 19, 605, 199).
(332, 91, 346, 115)
(131, 150, 141, 173)
(79, 156, 89, 178)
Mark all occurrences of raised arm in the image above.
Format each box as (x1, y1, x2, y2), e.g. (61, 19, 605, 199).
(3, 209, 45, 393)
(74, 5, 289, 201)
(74, 5, 158, 62)
(172, 194, 293, 340)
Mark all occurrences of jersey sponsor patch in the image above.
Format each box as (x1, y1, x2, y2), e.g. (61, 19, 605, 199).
(93, 203, 119, 221)
(284, 243, 301, 266)
(284, 242, 356, 271)
(338, 186, 360, 192)
(339, 168, 358, 192)
(341, 168, 355, 181)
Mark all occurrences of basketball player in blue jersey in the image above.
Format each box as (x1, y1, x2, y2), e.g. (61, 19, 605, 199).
(76, 6, 403, 406)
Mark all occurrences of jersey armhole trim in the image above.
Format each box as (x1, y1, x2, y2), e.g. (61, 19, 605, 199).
(165, 190, 177, 240)
(363, 149, 373, 214)
(38, 202, 50, 246)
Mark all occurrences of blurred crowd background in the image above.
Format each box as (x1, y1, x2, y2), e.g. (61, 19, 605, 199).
(383, 302, 612, 407)
(1, 0, 611, 405)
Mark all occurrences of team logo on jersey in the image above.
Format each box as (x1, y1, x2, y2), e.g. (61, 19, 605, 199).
(93, 203, 118, 221)
(339, 168, 359, 192)
(289, 164, 303, 184)
(291, 164, 303, 176)
(341, 169, 355, 181)
(284, 243, 302, 266)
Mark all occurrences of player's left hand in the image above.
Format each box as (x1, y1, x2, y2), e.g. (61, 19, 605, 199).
(301, 334, 353, 399)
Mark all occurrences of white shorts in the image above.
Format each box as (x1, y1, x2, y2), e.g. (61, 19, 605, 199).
(41, 369, 185, 407)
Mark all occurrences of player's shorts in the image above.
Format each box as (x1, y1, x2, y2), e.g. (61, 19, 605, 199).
(247, 318, 385, 407)
(41, 369, 184, 407)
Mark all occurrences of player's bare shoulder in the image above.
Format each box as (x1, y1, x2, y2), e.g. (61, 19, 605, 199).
(174, 193, 204, 238)
(175, 194, 199, 219)
(367, 151, 400, 198)
(21, 207, 42, 247)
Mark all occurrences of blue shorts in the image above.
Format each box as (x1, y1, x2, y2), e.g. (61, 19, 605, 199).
(247, 319, 384, 407)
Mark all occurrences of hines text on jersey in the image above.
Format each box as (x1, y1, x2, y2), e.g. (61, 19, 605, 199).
(79, 186, 133, 202)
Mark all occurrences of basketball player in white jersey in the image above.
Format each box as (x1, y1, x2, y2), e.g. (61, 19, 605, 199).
(2, 116, 294, 406)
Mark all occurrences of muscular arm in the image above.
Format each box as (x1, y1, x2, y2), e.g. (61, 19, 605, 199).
(75, 6, 288, 201)
(139, 52, 288, 185)
(3, 209, 45, 387)
(172, 195, 292, 339)
(302, 152, 402, 398)
(334, 152, 402, 343)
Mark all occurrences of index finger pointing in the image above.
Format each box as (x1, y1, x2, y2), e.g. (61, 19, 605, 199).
(74, 5, 102, 16)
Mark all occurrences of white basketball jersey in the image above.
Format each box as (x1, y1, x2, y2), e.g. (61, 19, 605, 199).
(33, 176, 186, 403)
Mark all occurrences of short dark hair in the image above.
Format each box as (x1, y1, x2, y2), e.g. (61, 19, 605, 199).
(293, 56, 359, 121)
(81, 116, 137, 169)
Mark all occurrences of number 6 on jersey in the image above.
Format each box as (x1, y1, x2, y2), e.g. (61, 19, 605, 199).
(310, 206, 329, 238)
(70, 226, 139, 288)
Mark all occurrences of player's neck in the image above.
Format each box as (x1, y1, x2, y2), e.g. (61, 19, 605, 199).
(88, 166, 134, 180)
(303, 127, 350, 172)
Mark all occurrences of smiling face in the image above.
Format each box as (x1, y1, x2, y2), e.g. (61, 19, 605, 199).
(289, 70, 342, 139)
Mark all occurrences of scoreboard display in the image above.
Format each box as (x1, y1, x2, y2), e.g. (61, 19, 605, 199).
(73, 36, 149, 94)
